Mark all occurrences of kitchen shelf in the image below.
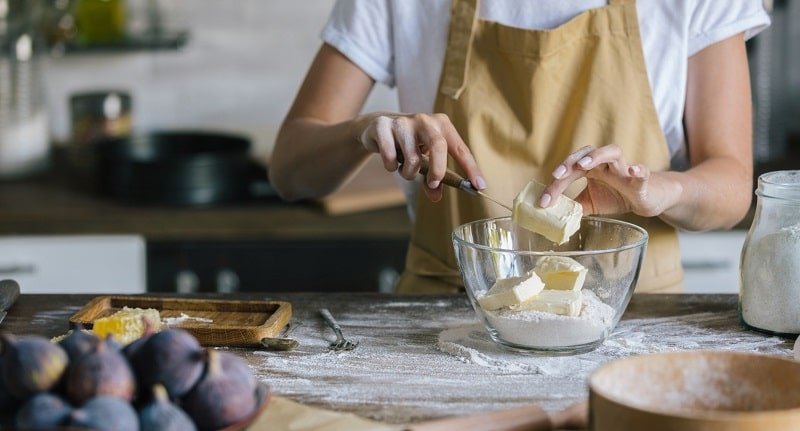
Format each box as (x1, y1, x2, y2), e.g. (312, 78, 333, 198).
(60, 30, 189, 54)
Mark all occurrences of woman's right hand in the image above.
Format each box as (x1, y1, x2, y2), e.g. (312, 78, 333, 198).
(355, 112, 486, 202)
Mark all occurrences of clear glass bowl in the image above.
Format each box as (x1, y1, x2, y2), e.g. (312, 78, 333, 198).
(452, 216, 648, 355)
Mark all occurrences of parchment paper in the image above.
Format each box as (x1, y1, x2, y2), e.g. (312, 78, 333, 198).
(248, 396, 404, 431)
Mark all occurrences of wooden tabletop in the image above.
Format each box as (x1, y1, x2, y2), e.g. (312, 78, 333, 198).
(1, 292, 793, 424)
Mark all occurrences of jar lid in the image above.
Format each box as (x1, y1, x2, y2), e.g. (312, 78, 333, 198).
(757, 170, 800, 202)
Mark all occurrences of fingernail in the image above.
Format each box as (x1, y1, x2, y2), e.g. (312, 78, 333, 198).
(552, 165, 567, 179)
(629, 165, 640, 175)
(428, 180, 440, 189)
(539, 193, 551, 207)
(578, 156, 592, 168)
(475, 176, 487, 190)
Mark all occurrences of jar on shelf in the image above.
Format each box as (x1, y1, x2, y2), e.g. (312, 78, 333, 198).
(0, 0, 50, 179)
(740, 170, 800, 334)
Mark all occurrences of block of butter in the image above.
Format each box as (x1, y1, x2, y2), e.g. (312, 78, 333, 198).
(511, 289, 583, 317)
(512, 180, 582, 244)
(477, 271, 545, 311)
(534, 256, 588, 291)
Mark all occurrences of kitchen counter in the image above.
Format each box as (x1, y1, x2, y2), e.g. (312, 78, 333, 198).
(0, 170, 411, 241)
(2, 293, 793, 424)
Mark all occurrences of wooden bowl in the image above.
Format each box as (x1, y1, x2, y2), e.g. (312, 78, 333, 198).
(589, 351, 800, 431)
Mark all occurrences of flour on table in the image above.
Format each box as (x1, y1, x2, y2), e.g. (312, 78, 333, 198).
(483, 290, 614, 348)
(163, 313, 214, 325)
(437, 313, 789, 378)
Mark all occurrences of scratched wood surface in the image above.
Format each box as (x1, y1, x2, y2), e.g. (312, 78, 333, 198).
(1, 293, 793, 424)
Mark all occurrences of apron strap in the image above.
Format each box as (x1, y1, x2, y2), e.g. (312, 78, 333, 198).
(440, 0, 479, 99)
(608, 0, 633, 5)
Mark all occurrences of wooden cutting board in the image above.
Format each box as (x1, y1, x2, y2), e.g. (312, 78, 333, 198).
(69, 296, 291, 347)
(315, 155, 406, 215)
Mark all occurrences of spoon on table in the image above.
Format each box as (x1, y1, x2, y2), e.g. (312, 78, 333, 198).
(395, 153, 512, 212)
(406, 400, 588, 431)
(260, 322, 300, 351)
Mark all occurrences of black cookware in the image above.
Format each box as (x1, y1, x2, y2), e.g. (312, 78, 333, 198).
(94, 131, 273, 206)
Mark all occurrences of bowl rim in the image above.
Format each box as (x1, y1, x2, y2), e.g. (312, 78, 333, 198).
(452, 216, 648, 256)
(588, 350, 800, 421)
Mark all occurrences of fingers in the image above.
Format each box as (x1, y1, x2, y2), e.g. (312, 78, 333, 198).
(361, 112, 486, 202)
(368, 116, 398, 172)
(422, 181, 444, 202)
(543, 145, 626, 208)
(439, 116, 486, 190)
(392, 117, 420, 180)
(417, 118, 448, 189)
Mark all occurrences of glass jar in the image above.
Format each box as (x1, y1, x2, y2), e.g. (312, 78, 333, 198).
(75, 0, 126, 44)
(740, 171, 800, 334)
(0, 0, 49, 179)
(69, 90, 132, 146)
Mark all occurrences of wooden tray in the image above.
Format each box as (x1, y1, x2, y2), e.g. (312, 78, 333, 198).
(69, 296, 292, 347)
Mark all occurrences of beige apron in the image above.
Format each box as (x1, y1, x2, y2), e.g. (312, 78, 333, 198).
(396, 0, 683, 294)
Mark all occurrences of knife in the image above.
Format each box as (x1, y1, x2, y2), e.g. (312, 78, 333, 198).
(0, 279, 20, 325)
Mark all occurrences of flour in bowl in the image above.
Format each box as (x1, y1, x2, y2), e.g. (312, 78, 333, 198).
(483, 290, 615, 347)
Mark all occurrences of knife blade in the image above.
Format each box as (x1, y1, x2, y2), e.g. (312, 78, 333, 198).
(0, 279, 21, 325)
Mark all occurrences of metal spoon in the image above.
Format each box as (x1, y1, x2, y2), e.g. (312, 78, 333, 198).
(260, 322, 300, 351)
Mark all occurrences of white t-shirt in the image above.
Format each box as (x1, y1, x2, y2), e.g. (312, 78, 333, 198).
(322, 0, 770, 170)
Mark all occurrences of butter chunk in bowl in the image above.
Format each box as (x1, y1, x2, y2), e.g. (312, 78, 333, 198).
(453, 216, 647, 354)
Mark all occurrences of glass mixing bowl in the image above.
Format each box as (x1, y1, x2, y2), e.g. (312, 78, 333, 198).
(452, 216, 648, 355)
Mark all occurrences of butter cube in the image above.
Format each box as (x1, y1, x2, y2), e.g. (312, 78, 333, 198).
(477, 271, 545, 311)
(534, 256, 588, 291)
(512, 180, 582, 244)
(511, 289, 583, 317)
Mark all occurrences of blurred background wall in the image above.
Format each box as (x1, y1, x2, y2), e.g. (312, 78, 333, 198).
(43, 0, 399, 158)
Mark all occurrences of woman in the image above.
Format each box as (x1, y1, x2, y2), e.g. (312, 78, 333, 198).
(270, 0, 770, 293)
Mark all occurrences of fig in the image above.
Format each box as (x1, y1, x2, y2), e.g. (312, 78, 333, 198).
(122, 317, 158, 361)
(130, 329, 205, 399)
(0, 333, 68, 399)
(69, 395, 138, 431)
(182, 349, 258, 431)
(139, 384, 197, 431)
(66, 335, 136, 405)
(16, 393, 72, 429)
(58, 324, 101, 362)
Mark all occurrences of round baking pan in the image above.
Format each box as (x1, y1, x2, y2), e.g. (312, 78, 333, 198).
(94, 131, 265, 206)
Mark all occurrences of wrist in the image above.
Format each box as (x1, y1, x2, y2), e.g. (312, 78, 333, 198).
(652, 171, 685, 218)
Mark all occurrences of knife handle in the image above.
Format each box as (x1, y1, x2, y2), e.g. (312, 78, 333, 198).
(395, 153, 477, 194)
(0, 280, 20, 312)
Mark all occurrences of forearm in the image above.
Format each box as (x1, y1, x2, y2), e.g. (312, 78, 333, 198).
(270, 115, 372, 201)
(658, 157, 752, 231)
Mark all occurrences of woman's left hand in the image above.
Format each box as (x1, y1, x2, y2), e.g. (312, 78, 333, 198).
(539, 145, 683, 217)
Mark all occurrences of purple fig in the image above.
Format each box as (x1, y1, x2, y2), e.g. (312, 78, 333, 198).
(139, 384, 197, 431)
(16, 392, 72, 429)
(66, 335, 136, 405)
(182, 350, 257, 431)
(58, 324, 101, 362)
(69, 395, 138, 431)
(0, 333, 68, 399)
(122, 317, 158, 361)
(130, 329, 205, 399)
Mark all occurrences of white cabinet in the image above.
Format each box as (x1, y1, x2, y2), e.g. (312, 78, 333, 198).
(679, 231, 747, 294)
(0, 236, 145, 294)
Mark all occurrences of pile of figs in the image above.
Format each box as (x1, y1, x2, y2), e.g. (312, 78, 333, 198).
(0, 327, 263, 431)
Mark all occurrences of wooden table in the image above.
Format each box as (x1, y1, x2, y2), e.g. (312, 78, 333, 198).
(2, 293, 793, 424)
